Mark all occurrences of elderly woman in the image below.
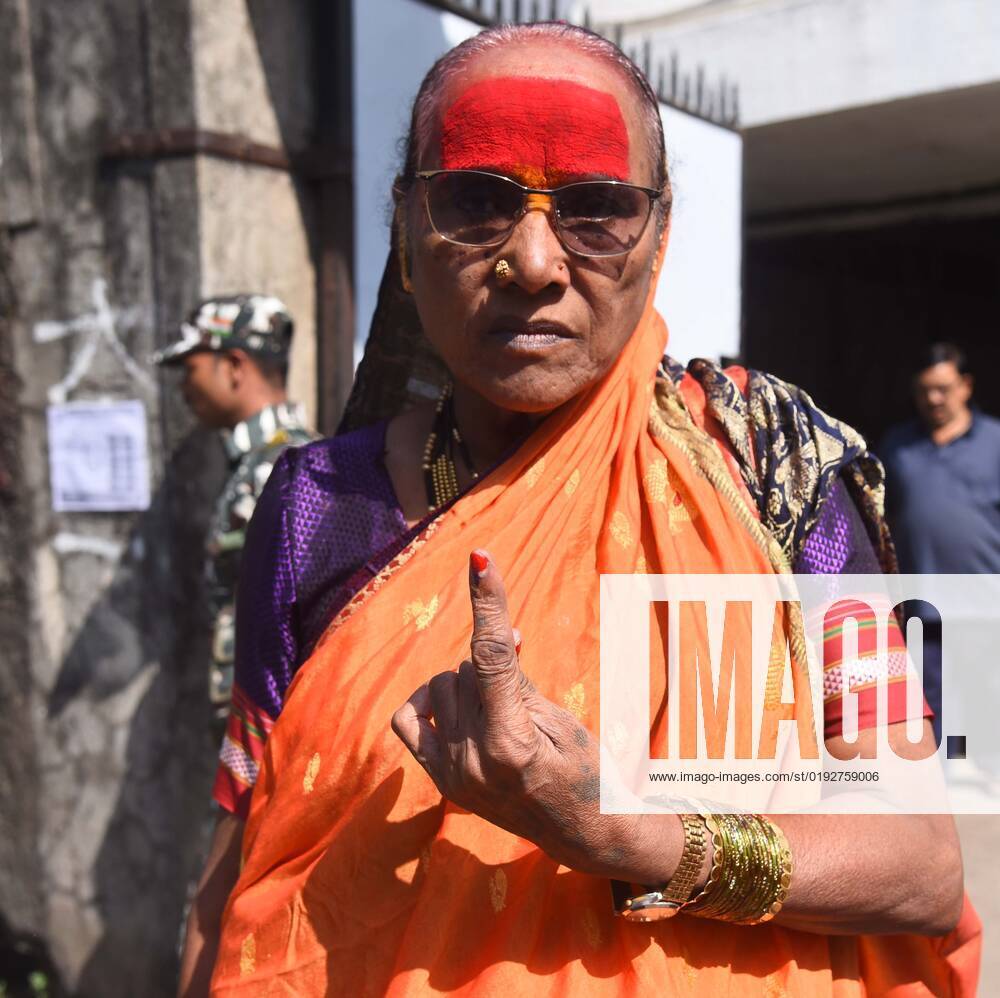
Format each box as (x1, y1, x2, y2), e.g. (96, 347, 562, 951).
(182, 22, 980, 997)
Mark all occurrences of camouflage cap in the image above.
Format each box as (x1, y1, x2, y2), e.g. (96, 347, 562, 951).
(153, 294, 293, 366)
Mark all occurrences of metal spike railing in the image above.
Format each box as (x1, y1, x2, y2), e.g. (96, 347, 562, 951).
(412, 0, 740, 128)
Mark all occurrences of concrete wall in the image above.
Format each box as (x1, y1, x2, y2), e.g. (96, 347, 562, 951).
(597, 0, 1000, 127)
(190, 0, 318, 425)
(0, 2, 316, 994)
(5, 5, 201, 992)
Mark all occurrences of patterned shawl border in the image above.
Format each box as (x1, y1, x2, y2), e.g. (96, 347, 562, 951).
(649, 376, 817, 716)
(663, 356, 897, 575)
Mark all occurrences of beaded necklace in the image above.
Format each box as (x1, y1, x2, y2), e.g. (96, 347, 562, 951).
(422, 383, 478, 512)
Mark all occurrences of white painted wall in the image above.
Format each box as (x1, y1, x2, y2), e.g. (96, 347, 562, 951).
(656, 105, 741, 363)
(593, 0, 1000, 127)
(353, 0, 741, 365)
(571, 0, 708, 19)
(353, 0, 478, 367)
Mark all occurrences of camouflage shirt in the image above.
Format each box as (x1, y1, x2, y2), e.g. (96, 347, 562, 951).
(207, 402, 317, 702)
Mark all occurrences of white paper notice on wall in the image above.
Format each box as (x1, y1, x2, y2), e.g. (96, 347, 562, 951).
(47, 400, 151, 512)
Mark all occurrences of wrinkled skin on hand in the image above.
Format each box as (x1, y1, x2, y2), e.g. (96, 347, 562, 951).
(391, 550, 656, 880)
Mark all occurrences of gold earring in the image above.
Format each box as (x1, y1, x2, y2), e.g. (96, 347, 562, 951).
(397, 213, 414, 294)
(495, 259, 512, 280)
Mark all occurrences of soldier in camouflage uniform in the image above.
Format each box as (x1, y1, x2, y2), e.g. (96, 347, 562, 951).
(154, 294, 317, 716)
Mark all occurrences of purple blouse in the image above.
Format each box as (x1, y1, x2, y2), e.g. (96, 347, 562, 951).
(231, 421, 408, 720)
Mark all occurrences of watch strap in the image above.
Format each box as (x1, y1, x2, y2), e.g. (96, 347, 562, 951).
(661, 813, 707, 904)
(612, 813, 708, 920)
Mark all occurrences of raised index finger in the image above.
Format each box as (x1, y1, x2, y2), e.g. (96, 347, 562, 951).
(468, 550, 530, 714)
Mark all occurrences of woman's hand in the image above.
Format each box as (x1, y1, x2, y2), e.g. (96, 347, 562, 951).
(391, 551, 965, 936)
(391, 550, 669, 882)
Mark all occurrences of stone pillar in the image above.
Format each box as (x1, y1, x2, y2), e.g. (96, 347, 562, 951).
(0, 1, 319, 993)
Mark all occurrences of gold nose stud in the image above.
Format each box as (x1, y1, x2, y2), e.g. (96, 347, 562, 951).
(494, 259, 512, 280)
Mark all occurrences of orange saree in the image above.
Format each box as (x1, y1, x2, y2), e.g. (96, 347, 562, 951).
(211, 273, 980, 995)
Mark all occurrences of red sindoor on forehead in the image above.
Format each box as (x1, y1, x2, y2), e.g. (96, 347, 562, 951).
(440, 76, 630, 187)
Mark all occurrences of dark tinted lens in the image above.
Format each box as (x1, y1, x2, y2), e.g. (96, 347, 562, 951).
(425, 173, 522, 245)
(556, 183, 651, 255)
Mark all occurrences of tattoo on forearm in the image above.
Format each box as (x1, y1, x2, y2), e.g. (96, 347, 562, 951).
(572, 773, 601, 803)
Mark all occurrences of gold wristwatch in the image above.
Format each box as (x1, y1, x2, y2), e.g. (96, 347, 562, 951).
(614, 814, 707, 922)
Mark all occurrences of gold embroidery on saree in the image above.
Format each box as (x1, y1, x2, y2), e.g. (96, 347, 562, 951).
(489, 868, 508, 913)
(403, 595, 439, 630)
(644, 457, 669, 504)
(240, 934, 256, 977)
(563, 682, 586, 720)
(303, 753, 321, 793)
(610, 510, 633, 548)
(525, 457, 546, 488)
(645, 456, 694, 534)
(579, 907, 602, 949)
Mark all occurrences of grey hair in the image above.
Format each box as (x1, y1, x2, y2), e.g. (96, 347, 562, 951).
(396, 22, 669, 204)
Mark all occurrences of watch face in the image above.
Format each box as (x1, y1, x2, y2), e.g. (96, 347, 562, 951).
(622, 901, 681, 922)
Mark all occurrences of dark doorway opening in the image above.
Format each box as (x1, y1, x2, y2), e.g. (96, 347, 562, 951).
(743, 211, 1000, 451)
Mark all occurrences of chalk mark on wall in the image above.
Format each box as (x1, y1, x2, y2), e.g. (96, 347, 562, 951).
(51, 531, 125, 562)
(34, 279, 155, 403)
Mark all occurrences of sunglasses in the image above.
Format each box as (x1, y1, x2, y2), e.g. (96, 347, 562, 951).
(413, 169, 664, 259)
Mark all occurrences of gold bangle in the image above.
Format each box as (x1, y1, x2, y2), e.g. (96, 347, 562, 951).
(684, 813, 792, 925)
(686, 812, 724, 910)
(755, 818, 793, 923)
